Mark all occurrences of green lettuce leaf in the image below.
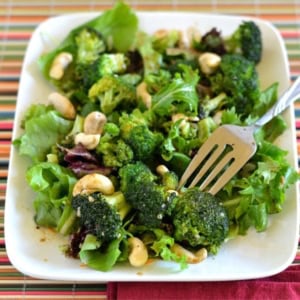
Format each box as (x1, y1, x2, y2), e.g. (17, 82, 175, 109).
(26, 162, 77, 233)
(223, 139, 299, 235)
(79, 234, 123, 272)
(13, 104, 73, 163)
(38, 2, 138, 79)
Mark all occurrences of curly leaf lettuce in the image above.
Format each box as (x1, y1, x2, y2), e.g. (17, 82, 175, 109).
(26, 162, 77, 234)
(79, 234, 123, 271)
(13, 104, 73, 163)
(223, 139, 299, 235)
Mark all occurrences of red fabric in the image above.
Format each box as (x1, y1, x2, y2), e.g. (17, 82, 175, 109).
(107, 265, 300, 300)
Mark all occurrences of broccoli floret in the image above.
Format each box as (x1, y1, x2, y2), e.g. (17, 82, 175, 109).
(119, 161, 157, 191)
(210, 54, 260, 117)
(126, 125, 163, 161)
(119, 109, 149, 139)
(75, 60, 102, 92)
(75, 28, 106, 65)
(119, 110, 163, 161)
(119, 162, 175, 228)
(127, 181, 171, 227)
(88, 75, 136, 114)
(226, 21, 262, 64)
(98, 53, 128, 75)
(98, 139, 134, 168)
(102, 122, 120, 137)
(71, 191, 131, 242)
(172, 188, 229, 254)
(96, 122, 133, 168)
(75, 53, 128, 92)
(160, 170, 178, 190)
(198, 92, 227, 119)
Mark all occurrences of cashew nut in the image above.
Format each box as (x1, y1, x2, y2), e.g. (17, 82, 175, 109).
(153, 29, 169, 40)
(73, 173, 115, 196)
(171, 243, 207, 264)
(171, 113, 188, 128)
(198, 52, 221, 75)
(128, 237, 148, 267)
(74, 132, 100, 150)
(172, 113, 199, 125)
(156, 164, 169, 176)
(136, 82, 151, 109)
(49, 52, 73, 80)
(48, 92, 76, 120)
(84, 111, 107, 135)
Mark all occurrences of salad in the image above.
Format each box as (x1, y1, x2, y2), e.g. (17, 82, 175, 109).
(13, 2, 299, 272)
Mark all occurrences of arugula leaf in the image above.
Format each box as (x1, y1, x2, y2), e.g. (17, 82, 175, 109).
(151, 66, 199, 117)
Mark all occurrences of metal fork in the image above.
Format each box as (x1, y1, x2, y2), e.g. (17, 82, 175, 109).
(178, 77, 300, 195)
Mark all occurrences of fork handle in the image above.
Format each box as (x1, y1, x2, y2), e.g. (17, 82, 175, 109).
(254, 76, 300, 127)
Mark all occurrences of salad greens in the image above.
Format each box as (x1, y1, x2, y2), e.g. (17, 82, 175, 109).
(14, 2, 299, 272)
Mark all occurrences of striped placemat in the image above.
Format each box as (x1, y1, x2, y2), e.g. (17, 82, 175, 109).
(0, 1, 299, 299)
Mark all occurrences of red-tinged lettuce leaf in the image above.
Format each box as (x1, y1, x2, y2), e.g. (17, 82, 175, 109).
(59, 143, 112, 178)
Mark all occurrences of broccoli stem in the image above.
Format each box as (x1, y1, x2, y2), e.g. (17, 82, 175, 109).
(57, 204, 78, 235)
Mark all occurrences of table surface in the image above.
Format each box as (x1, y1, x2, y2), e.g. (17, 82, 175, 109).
(0, 0, 300, 299)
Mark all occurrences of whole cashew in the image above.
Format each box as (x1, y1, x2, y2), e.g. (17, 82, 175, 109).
(136, 82, 152, 109)
(198, 52, 221, 75)
(84, 111, 107, 135)
(73, 173, 115, 196)
(171, 243, 207, 264)
(156, 164, 169, 176)
(49, 52, 73, 80)
(48, 92, 76, 120)
(128, 237, 148, 267)
(171, 113, 188, 129)
(74, 132, 100, 150)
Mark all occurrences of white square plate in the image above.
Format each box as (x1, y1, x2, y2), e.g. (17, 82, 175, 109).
(5, 11, 299, 282)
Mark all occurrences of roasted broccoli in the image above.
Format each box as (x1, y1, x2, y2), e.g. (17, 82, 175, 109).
(119, 111, 163, 161)
(126, 125, 163, 161)
(71, 191, 131, 242)
(209, 54, 260, 116)
(198, 92, 227, 119)
(75, 27, 106, 64)
(96, 122, 134, 167)
(119, 162, 176, 228)
(88, 74, 136, 114)
(119, 161, 157, 191)
(98, 53, 128, 75)
(172, 188, 229, 254)
(75, 53, 128, 92)
(225, 21, 262, 64)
